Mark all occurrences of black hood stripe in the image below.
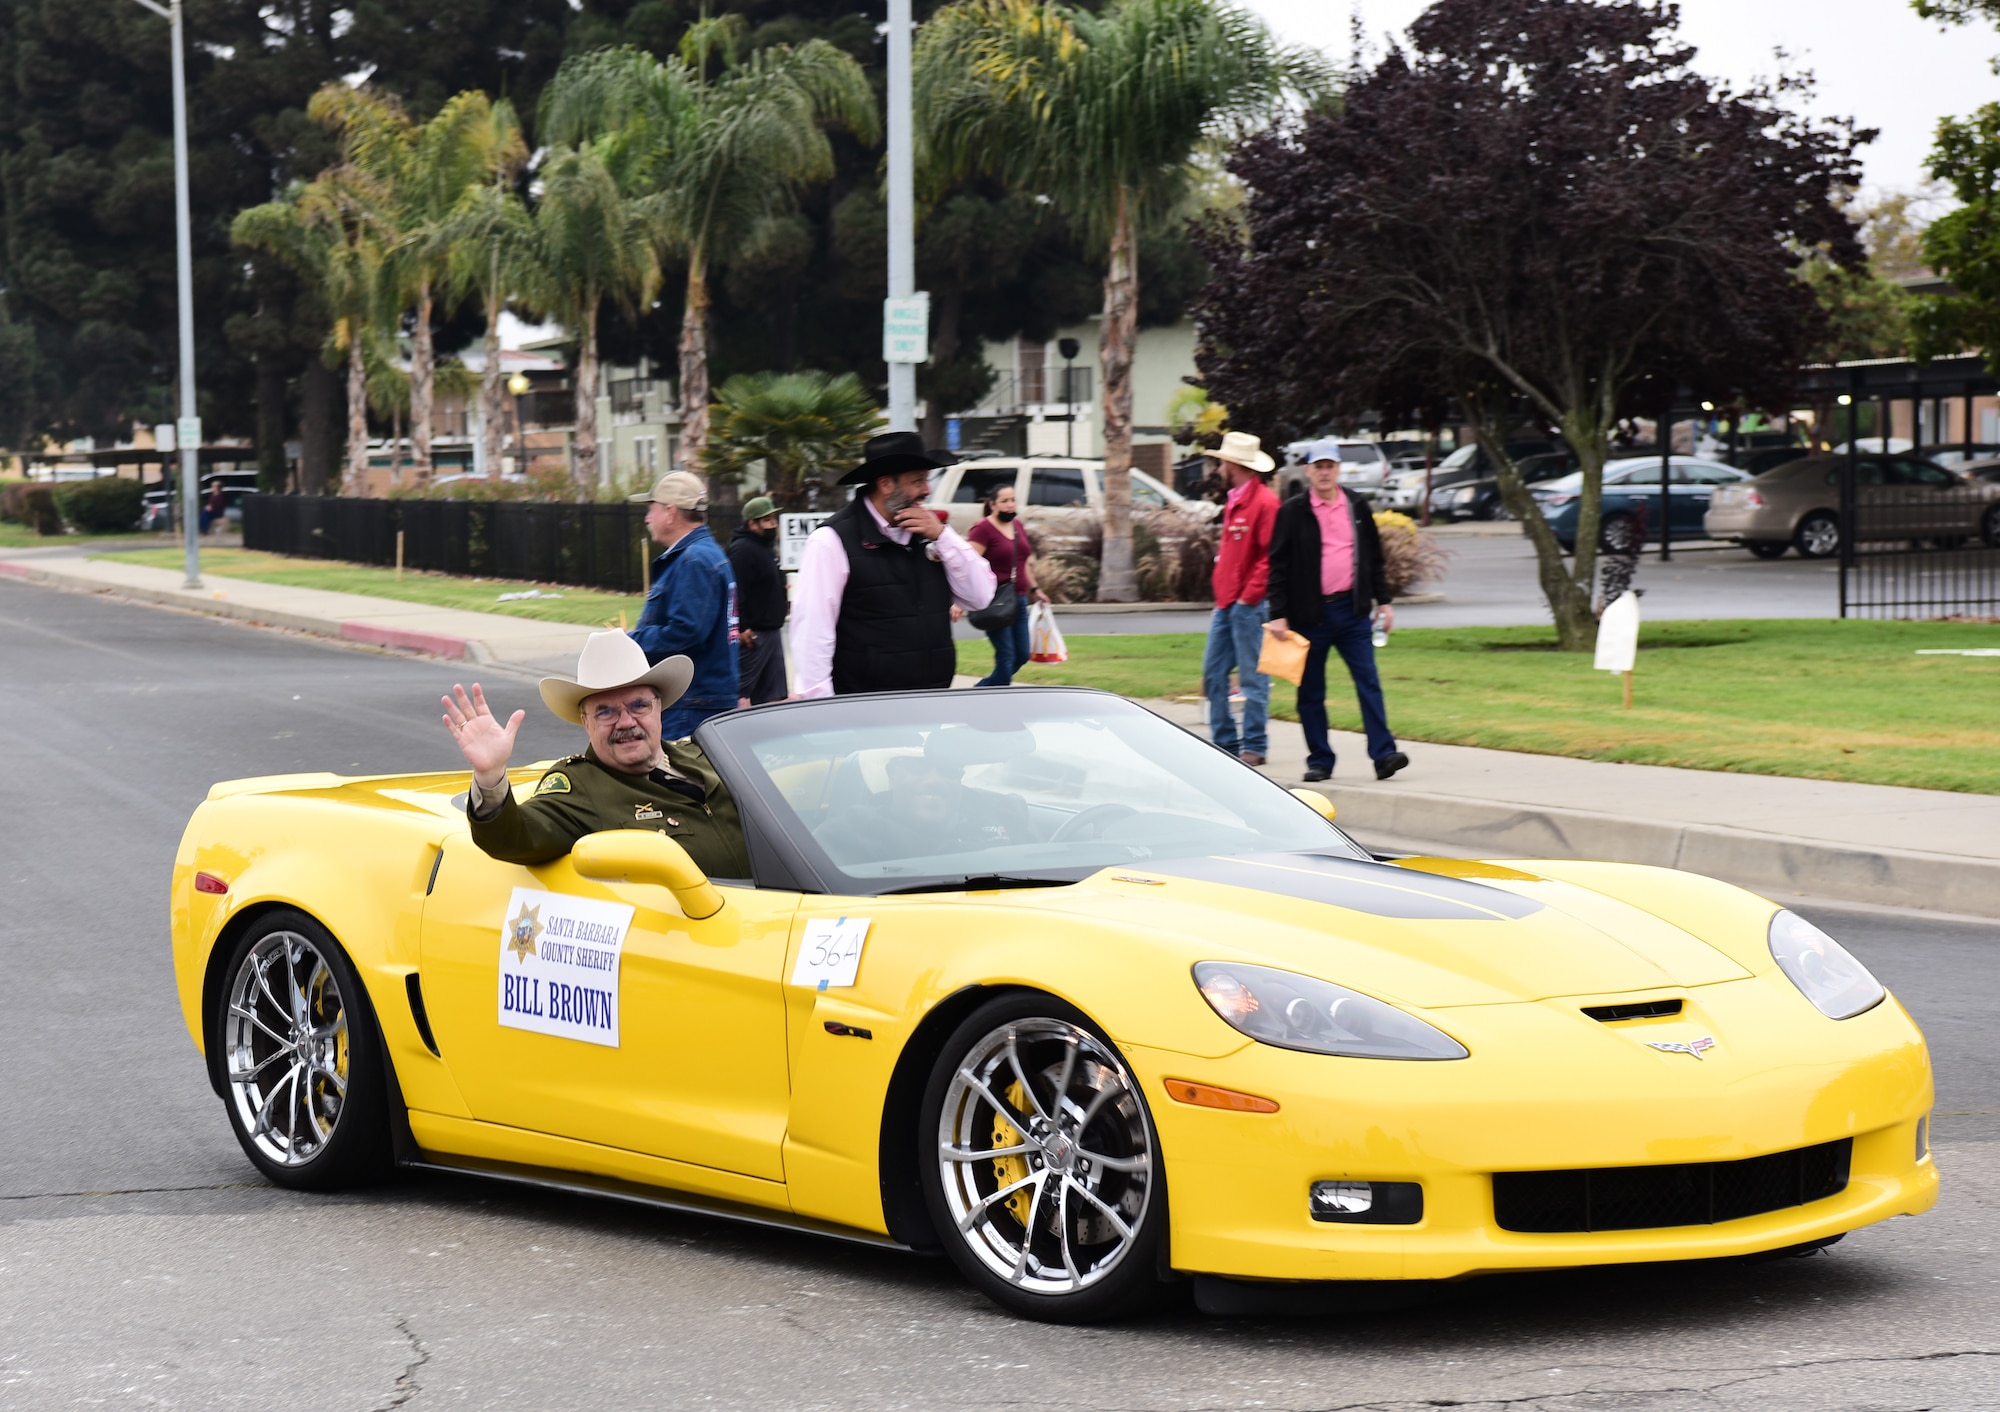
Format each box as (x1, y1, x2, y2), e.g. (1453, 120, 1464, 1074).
(1150, 852, 1542, 921)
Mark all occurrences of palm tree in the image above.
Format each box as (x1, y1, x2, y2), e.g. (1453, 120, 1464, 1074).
(445, 176, 534, 482)
(917, 0, 1331, 599)
(702, 370, 884, 509)
(310, 86, 527, 481)
(517, 145, 662, 494)
(540, 27, 877, 478)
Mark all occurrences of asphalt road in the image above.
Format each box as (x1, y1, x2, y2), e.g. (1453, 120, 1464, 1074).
(989, 531, 1840, 638)
(2, 579, 1992, 1411)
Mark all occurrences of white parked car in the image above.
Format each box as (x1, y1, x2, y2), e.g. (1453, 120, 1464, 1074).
(927, 456, 1213, 521)
(1276, 440, 1390, 501)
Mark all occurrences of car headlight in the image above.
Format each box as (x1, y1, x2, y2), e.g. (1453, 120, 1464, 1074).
(1193, 961, 1468, 1059)
(1452, 486, 1478, 504)
(1767, 910, 1884, 1019)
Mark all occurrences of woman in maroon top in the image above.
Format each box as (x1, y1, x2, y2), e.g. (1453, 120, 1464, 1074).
(964, 484, 1051, 686)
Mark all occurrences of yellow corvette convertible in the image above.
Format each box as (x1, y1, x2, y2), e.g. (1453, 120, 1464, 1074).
(169, 688, 1936, 1322)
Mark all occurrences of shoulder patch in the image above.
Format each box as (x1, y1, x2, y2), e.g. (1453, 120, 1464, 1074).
(536, 771, 572, 796)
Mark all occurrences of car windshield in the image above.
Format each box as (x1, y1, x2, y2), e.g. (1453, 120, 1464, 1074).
(1338, 444, 1384, 464)
(702, 690, 1366, 895)
(1435, 445, 1479, 471)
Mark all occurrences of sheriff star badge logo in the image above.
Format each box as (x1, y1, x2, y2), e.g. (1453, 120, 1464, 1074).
(507, 902, 543, 963)
(1647, 1035, 1717, 1060)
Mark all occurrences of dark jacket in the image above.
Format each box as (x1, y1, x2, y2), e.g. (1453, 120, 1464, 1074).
(827, 493, 956, 694)
(631, 524, 738, 714)
(727, 525, 789, 631)
(467, 741, 752, 881)
(1267, 487, 1392, 629)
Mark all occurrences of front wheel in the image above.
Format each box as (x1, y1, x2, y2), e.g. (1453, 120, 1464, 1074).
(217, 909, 392, 1189)
(921, 994, 1167, 1322)
(1745, 540, 1789, 559)
(1794, 511, 1841, 559)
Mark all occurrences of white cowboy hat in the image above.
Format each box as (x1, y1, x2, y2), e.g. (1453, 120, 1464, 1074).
(538, 631, 693, 722)
(1208, 430, 1276, 474)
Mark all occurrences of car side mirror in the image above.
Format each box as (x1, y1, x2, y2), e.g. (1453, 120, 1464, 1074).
(1289, 788, 1337, 822)
(572, 830, 725, 921)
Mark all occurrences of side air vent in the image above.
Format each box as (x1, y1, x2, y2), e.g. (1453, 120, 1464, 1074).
(1582, 999, 1684, 1022)
(406, 973, 441, 1056)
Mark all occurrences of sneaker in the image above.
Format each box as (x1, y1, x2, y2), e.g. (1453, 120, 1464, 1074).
(1239, 751, 1267, 766)
(1302, 766, 1331, 783)
(1374, 751, 1409, 781)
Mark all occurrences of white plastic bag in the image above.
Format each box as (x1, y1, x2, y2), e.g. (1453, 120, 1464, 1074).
(1028, 602, 1068, 664)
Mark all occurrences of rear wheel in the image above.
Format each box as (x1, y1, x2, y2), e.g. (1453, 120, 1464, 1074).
(920, 993, 1167, 1322)
(1745, 540, 1789, 559)
(217, 910, 391, 1189)
(1794, 511, 1841, 558)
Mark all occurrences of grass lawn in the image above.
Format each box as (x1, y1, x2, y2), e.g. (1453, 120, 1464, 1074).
(0, 526, 153, 549)
(959, 618, 2000, 794)
(104, 547, 645, 628)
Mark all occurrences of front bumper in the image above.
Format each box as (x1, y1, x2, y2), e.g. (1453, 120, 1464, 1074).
(1128, 987, 1935, 1283)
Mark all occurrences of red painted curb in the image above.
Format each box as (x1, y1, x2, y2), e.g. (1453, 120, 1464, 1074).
(339, 620, 472, 659)
(0, 562, 31, 578)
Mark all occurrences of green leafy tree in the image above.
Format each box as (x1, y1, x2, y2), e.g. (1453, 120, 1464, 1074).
(1916, 107, 2000, 373)
(701, 369, 883, 508)
(916, 0, 1331, 600)
(539, 25, 877, 479)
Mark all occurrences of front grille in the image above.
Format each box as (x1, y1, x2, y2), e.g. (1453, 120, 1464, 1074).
(1493, 1139, 1851, 1233)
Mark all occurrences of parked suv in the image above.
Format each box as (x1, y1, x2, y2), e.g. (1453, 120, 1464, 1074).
(926, 456, 1207, 520)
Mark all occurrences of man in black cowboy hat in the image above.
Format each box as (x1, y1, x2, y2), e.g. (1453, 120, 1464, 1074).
(791, 430, 998, 696)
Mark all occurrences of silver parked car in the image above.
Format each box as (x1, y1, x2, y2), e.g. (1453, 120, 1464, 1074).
(1704, 453, 2000, 558)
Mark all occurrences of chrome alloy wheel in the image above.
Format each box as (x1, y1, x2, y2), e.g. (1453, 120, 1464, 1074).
(936, 1019, 1155, 1296)
(223, 930, 351, 1166)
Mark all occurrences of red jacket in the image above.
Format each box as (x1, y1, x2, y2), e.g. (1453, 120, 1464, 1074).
(1212, 479, 1278, 606)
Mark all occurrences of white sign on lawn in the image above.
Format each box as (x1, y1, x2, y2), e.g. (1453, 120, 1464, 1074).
(882, 294, 931, 365)
(497, 887, 635, 1047)
(1594, 591, 1641, 675)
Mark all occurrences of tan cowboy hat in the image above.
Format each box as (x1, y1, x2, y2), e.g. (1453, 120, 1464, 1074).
(1209, 430, 1276, 474)
(538, 631, 693, 721)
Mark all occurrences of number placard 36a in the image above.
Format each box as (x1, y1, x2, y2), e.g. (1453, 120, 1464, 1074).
(791, 917, 870, 990)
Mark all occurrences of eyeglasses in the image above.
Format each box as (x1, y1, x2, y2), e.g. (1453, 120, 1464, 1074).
(588, 697, 658, 725)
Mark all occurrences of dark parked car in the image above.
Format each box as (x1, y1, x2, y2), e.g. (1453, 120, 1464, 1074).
(1534, 456, 1748, 552)
(1431, 450, 1578, 521)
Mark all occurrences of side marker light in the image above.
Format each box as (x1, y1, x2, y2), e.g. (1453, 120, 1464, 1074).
(194, 872, 229, 895)
(1164, 1078, 1279, 1113)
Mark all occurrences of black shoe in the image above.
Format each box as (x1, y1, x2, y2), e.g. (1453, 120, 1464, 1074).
(1302, 766, 1331, 783)
(1374, 751, 1409, 781)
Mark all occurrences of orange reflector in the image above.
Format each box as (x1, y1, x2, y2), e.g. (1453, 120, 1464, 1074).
(193, 872, 229, 895)
(1164, 1078, 1279, 1113)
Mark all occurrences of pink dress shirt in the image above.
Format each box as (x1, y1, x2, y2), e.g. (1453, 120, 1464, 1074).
(1310, 489, 1355, 596)
(789, 497, 998, 698)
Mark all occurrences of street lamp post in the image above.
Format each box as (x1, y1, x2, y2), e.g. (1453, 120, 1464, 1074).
(132, 0, 201, 589)
(1058, 337, 1080, 457)
(508, 372, 531, 478)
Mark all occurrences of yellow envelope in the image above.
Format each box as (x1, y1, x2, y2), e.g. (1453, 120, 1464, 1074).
(1257, 626, 1308, 687)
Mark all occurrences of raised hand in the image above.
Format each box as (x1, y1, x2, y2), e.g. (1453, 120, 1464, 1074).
(441, 683, 525, 790)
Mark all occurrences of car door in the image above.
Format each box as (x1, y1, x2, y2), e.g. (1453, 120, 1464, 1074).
(1029, 464, 1090, 508)
(1672, 461, 1739, 538)
(416, 839, 798, 1181)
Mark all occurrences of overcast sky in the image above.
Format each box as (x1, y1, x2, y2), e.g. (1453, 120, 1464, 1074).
(1237, 0, 1999, 198)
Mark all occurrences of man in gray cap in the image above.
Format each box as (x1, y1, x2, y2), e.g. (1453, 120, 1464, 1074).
(628, 469, 739, 737)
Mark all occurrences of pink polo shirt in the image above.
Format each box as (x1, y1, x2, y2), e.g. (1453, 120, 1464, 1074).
(1310, 489, 1355, 595)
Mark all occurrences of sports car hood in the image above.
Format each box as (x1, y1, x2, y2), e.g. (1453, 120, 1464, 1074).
(1046, 852, 1752, 1008)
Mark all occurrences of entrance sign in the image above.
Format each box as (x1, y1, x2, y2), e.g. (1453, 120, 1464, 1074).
(496, 888, 634, 1047)
(883, 294, 930, 364)
(779, 511, 833, 572)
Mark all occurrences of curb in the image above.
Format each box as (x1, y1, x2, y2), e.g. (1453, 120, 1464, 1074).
(1305, 780, 2000, 918)
(0, 560, 488, 663)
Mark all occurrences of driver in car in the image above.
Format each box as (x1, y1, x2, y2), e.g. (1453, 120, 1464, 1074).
(816, 739, 1034, 864)
(441, 631, 752, 879)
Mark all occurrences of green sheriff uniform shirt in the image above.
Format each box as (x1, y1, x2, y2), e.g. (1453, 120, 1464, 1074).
(467, 741, 753, 880)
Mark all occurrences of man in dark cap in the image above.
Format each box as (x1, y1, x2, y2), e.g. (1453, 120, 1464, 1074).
(727, 494, 790, 705)
(791, 431, 997, 696)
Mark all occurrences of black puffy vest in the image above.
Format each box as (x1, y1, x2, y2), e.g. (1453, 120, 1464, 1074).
(828, 494, 957, 694)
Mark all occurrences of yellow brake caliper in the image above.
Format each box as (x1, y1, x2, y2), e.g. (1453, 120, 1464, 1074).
(992, 1081, 1034, 1226)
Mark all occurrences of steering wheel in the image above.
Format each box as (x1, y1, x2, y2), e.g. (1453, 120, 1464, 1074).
(1051, 802, 1139, 843)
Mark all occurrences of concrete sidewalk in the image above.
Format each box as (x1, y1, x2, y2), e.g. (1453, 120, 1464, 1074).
(1152, 697, 2000, 918)
(7, 546, 1997, 917)
(0, 550, 594, 673)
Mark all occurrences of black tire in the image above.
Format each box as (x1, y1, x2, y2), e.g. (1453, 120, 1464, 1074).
(1983, 504, 2000, 547)
(919, 992, 1168, 1323)
(215, 909, 392, 1189)
(1793, 511, 1841, 559)
(1745, 540, 1789, 559)
(1600, 513, 1640, 554)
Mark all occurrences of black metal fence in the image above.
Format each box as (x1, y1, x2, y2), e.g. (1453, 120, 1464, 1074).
(1836, 459, 2000, 619)
(241, 494, 728, 594)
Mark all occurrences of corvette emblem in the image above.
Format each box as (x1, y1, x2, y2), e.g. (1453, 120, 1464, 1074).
(1647, 1036, 1717, 1060)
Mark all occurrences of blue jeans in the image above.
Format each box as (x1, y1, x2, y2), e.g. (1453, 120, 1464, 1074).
(1203, 601, 1269, 756)
(976, 597, 1032, 687)
(1297, 597, 1397, 773)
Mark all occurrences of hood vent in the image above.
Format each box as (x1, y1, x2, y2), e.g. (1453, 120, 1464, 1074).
(1582, 998, 1684, 1022)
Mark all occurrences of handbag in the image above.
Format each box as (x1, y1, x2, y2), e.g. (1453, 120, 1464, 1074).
(968, 579, 1019, 631)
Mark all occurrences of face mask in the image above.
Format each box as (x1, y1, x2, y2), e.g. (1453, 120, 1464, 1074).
(753, 525, 777, 542)
(995, 509, 1017, 523)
